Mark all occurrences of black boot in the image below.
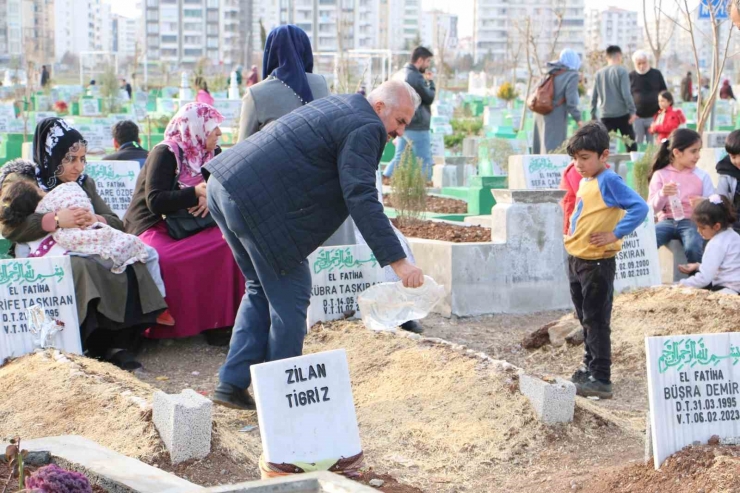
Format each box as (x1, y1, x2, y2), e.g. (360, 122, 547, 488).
(400, 320, 424, 334)
(212, 382, 256, 410)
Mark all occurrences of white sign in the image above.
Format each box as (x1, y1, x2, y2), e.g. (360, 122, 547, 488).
(76, 124, 108, 152)
(251, 349, 362, 466)
(133, 105, 148, 122)
(80, 99, 101, 116)
(157, 98, 176, 114)
(509, 154, 571, 189)
(614, 208, 662, 293)
(431, 132, 445, 158)
(646, 332, 740, 469)
(0, 257, 81, 361)
(85, 160, 141, 218)
(34, 112, 56, 125)
(212, 99, 242, 124)
(307, 245, 385, 327)
(35, 95, 51, 111)
(0, 104, 16, 133)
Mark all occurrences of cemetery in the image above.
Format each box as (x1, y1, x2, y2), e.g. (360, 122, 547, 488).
(1, 70, 740, 493)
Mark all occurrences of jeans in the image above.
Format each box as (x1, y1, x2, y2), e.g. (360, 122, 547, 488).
(568, 255, 616, 382)
(383, 130, 433, 180)
(633, 117, 654, 146)
(601, 114, 637, 152)
(207, 178, 312, 390)
(655, 219, 704, 264)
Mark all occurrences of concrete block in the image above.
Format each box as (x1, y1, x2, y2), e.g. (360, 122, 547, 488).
(463, 137, 481, 157)
(432, 164, 458, 188)
(153, 389, 212, 464)
(659, 239, 688, 284)
(519, 374, 576, 425)
(198, 471, 376, 492)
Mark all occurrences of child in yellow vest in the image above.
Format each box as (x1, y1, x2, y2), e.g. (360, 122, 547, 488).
(564, 122, 649, 398)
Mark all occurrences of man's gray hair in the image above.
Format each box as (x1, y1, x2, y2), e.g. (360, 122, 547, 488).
(632, 50, 649, 63)
(368, 80, 421, 112)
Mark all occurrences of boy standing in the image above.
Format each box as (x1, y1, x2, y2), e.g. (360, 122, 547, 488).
(717, 130, 740, 234)
(565, 122, 649, 399)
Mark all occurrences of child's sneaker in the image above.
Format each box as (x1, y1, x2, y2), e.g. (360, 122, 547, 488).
(575, 376, 613, 399)
(570, 366, 590, 385)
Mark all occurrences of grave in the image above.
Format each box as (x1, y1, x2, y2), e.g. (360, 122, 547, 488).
(702, 131, 730, 150)
(430, 132, 445, 162)
(250, 349, 363, 472)
(507, 155, 571, 189)
(646, 332, 740, 469)
(408, 190, 571, 316)
(614, 207, 662, 293)
(85, 160, 141, 218)
(432, 156, 477, 188)
(213, 99, 242, 125)
(306, 245, 386, 327)
(0, 257, 81, 362)
(80, 98, 101, 116)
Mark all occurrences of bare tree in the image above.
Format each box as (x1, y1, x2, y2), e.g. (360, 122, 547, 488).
(642, 0, 678, 68)
(435, 25, 450, 91)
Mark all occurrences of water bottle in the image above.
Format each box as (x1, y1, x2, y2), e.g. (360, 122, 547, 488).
(668, 183, 685, 221)
(357, 276, 445, 332)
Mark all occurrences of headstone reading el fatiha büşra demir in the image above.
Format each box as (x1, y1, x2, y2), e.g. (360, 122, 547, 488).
(306, 245, 386, 327)
(646, 332, 740, 469)
(0, 257, 81, 361)
(613, 206, 662, 294)
(250, 349, 362, 468)
(85, 161, 141, 219)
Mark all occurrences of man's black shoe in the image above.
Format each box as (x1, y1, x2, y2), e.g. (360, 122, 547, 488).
(400, 320, 424, 334)
(212, 382, 256, 410)
(570, 367, 590, 385)
(575, 376, 613, 399)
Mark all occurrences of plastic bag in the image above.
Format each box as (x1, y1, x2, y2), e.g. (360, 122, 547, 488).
(27, 306, 65, 349)
(357, 276, 445, 331)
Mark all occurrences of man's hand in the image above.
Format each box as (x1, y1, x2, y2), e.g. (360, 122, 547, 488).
(678, 263, 700, 274)
(628, 114, 637, 124)
(424, 71, 434, 81)
(390, 258, 425, 288)
(589, 232, 619, 247)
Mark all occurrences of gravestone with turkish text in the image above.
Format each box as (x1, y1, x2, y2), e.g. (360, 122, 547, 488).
(251, 349, 363, 468)
(35, 95, 51, 112)
(614, 207, 662, 293)
(76, 124, 108, 152)
(33, 112, 56, 125)
(0, 104, 15, 133)
(80, 99, 101, 116)
(431, 132, 445, 159)
(157, 98, 177, 114)
(508, 154, 571, 189)
(306, 245, 386, 327)
(212, 99, 242, 125)
(0, 257, 81, 361)
(646, 332, 740, 469)
(85, 161, 141, 218)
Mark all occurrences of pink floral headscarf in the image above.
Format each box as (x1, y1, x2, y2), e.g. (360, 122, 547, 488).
(164, 103, 224, 183)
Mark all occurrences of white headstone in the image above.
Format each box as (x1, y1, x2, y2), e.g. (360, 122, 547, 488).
(133, 105, 148, 122)
(251, 349, 362, 466)
(0, 104, 15, 133)
(703, 131, 730, 149)
(646, 332, 740, 469)
(212, 99, 242, 125)
(508, 154, 571, 189)
(85, 160, 141, 218)
(157, 98, 177, 114)
(134, 91, 148, 105)
(307, 245, 385, 327)
(33, 112, 57, 125)
(430, 132, 445, 159)
(76, 124, 108, 152)
(614, 208, 662, 293)
(35, 95, 51, 111)
(0, 257, 81, 361)
(80, 99, 101, 116)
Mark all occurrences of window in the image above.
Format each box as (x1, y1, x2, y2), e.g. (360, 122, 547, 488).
(207, 24, 218, 34)
(207, 10, 218, 21)
(184, 48, 202, 56)
(147, 24, 159, 33)
(162, 34, 177, 42)
(207, 49, 219, 59)
(147, 34, 159, 45)
(184, 22, 199, 30)
(184, 9, 202, 17)
(146, 0, 158, 6)
(297, 22, 312, 31)
(207, 37, 218, 47)
(184, 35, 201, 43)
(162, 48, 177, 56)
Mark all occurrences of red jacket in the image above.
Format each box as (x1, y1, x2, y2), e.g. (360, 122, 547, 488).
(560, 162, 610, 235)
(650, 106, 686, 142)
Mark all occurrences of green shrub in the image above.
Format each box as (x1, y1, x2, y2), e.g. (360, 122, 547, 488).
(497, 82, 518, 102)
(632, 144, 656, 200)
(391, 144, 427, 226)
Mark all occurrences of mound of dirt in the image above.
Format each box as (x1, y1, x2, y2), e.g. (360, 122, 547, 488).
(515, 286, 740, 431)
(391, 218, 491, 243)
(384, 195, 468, 214)
(584, 444, 740, 493)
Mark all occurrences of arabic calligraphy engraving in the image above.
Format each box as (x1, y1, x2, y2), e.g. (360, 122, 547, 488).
(85, 164, 136, 182)
(313, 248, 378, 274)
(658, 338, 740, 373)
(0, 261, 65, 286)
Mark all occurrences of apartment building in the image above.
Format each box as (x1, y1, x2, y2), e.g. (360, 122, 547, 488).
(585, 7, 639, 54)
(474, 0, 585, 66)
(421, 9, 457, 54)
(112, 14, 140, 57)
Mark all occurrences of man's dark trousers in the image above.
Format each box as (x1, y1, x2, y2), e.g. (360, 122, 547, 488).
(600, 114, 637, 152)
(567, 255, 616, 382)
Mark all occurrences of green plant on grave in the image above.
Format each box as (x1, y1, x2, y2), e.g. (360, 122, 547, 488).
(480, 138, 515, 175)
(4, 436, 30, 491)
(99, 63, 121, 114)
(578, 83, 586, 97)
(496, 82, 519, 102)
(391, 144, 427, 227)
(608, 130, 635, 152)
(444, 133, 465, 150)
(632, 144, 657, 200)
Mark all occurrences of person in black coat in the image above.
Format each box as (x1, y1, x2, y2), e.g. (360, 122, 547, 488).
(103, 120, 149, 167)
(205, 80, 425, 410)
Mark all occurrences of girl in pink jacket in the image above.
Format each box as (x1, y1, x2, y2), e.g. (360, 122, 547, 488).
(648, 128, 715, 263)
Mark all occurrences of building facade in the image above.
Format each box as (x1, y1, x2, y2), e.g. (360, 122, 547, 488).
(421, 9, 458, 54)
(585, 7, 639, 54)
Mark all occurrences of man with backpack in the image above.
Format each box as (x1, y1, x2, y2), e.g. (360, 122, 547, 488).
(591, 45, 637, 152)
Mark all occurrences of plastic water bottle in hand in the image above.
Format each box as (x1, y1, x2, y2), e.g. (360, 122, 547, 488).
(668, 183, 685, 221)
(357, 276, 445, 332)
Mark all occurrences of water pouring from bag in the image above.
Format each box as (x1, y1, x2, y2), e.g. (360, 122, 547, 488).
(357, 276, 445, 331)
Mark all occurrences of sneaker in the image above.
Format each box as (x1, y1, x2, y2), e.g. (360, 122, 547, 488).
(212, 382, 257, 410)
(156, 309, 175, 326)
(400, 320, 424, 334)
(575, 376, 613, 399)
(570, 367, 590, 385)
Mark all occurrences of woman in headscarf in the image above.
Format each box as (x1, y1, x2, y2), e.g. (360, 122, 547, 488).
(0, 119, 168, 370)
(246, 65, 259, 87)
(720, 79, 736, 100)
(124, 103, 245, 342)
(532, 48, 582, 154)
(237, 25, 329, 141)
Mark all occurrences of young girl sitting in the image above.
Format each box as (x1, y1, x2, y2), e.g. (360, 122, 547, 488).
(649, 91, 686, 142)
(648, 128, 715, 264)
(678, 195, 740, 294)
(1, 180, 164, 294)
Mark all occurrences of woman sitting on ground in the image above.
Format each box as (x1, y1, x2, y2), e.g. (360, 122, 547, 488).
(124, 103, 245, 343)
(0, 119, 168, 369)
